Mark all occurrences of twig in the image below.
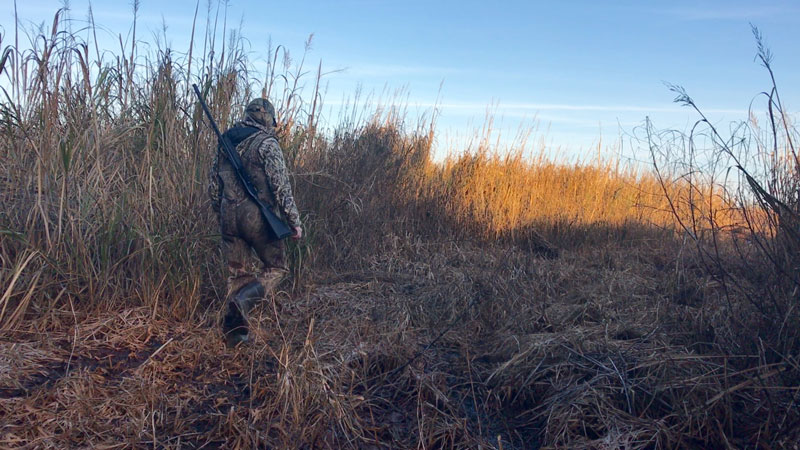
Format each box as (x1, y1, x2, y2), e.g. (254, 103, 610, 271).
(136, 337, 174, 370)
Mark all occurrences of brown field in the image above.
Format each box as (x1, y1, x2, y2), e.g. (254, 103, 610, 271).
(1, 9, 799, 449)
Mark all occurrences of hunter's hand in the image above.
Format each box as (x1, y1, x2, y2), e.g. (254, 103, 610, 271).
(291, 226, 303, 241)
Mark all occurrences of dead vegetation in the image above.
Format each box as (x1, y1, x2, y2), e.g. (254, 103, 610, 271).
(3, 239, 798, 448)
(1, 6, 799, 449)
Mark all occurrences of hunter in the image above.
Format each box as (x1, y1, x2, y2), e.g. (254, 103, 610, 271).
(208, 97, 302, 347)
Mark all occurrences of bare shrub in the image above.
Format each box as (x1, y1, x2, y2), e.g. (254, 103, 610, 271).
(645, 24, 800, 434)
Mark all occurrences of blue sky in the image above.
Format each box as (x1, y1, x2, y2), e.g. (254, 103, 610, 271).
(3, 0, 799, 160)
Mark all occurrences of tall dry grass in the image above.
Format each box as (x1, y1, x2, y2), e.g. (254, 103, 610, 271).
(434, 149, 674, 237)
(0, 6, 327, 325)
(0, 6, 685, 325)
(645, 26, 800, 361)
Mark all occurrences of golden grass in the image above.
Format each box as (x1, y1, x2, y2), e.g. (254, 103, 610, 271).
(433, 150, 673, 236)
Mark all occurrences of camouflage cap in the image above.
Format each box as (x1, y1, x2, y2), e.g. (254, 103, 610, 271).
(245, 97, 277, 127)
(246, 98, 275, 116)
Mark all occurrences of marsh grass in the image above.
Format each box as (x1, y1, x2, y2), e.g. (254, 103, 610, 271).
(0, 6, 709, 321)
(646, 26, 800, 360)
(1, 7, 798, 449)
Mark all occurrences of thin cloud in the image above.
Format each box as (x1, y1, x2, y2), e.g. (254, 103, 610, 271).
(653, 4, 800, 21)
(323, 98, 751, 128)
(335, 63, 462, 78)
(326, 99, 746, 115)
(435, 102, 746, 115)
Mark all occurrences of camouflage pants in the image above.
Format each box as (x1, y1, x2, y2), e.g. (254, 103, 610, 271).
(222, 234, 286, 300)
(220, 199, 287, 300)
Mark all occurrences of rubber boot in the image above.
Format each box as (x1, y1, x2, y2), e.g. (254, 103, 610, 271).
(222, 281, 265, 347)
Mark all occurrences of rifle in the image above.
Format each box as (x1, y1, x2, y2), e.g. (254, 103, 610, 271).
(192, 84, 292, 242)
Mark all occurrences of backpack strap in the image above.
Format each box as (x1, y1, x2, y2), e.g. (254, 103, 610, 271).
(221, 126, 260, 148)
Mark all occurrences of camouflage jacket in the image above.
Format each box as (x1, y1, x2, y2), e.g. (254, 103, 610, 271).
(208, 117, 302, 229)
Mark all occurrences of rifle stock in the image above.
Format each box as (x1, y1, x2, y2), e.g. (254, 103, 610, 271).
(193, 84, 292, 242)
